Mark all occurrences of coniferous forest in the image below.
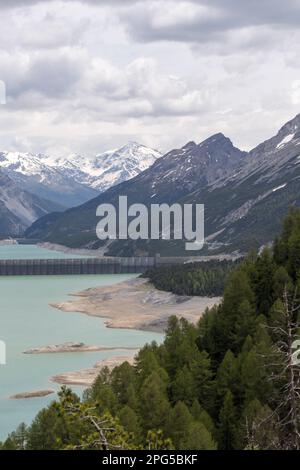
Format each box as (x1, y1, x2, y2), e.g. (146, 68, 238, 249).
(143, 260, 238, 297)
(1, 209, 300, 450)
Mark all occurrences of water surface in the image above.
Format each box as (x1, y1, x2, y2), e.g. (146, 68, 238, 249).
(0, 245, 91, 260)
(0, 246, 162, 440)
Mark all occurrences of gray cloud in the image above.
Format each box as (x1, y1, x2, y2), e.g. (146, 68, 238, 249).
(120, 0, 300, 46)
(0, 0, 138, 8)
(0, 49, 86, 100)
(3, 0, 300, 48)
(0, 0, 300, 157)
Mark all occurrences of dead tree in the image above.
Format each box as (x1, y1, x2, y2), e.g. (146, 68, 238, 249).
(66, 403, 123, 451)
(267, 286, 300, 449)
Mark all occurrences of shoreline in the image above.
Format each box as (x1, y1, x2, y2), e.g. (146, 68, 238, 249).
(38, 241, 242, 262)
(10, 390, 55, 400)
(51, 355, 136, 386)
(51, 277, 221, 333)
(37, 242, 107, 258)
(47, 278, 221, 386)
(24, 342, 139, 354)
(12, 274, 221, 392)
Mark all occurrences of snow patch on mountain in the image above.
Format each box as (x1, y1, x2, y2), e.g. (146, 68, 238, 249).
(44, 142, 161, 192)
(272, 183, 287, 192)
(0, 143, 162, 207)
(276, 134, 295, 149)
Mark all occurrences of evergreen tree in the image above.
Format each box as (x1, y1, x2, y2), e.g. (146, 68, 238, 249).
(179, 422, 217, 450)
(215, 350, 239, 403)
(218, 390, 237, 450)
(6, 210, 300, 451)
(165, 401, 193, 448)
(253, 248, 276, 316)
(190, 400, 216, 438)
(118, 406, 140, 438)
(139, 370, 170, 432)
(111, 362, 138, 409)
(171, 365, 196, 406)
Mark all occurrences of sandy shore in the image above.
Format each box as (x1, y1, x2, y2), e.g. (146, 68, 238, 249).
(24, 342, 139, 354)
(10, 390, 55, 400)
(51, 277, 221, 333)
(52, 355, 136, 386)
(47, 278, 220, 387)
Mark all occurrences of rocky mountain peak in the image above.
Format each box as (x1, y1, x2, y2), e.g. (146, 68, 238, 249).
(182, 141, 197, 151)
(24, 112, 300, 256)
(278, 113, 300, 137)
(249, 113, 300, 158)
(0, 143, 162, 208)
(199, 133, 232, 148)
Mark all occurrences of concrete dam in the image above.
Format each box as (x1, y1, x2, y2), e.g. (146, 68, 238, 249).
(0, 256, 192, 276)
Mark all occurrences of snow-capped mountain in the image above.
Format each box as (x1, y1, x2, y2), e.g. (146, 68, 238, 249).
(0, 143, 162, 209)
(0, 151, 98, 208)
(25, 113, 300, 256)
(43, 142, 162, 193)
(25, 132, 247, 250)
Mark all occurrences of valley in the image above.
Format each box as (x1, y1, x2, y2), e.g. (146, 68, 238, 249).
(0, 142, 161, 238)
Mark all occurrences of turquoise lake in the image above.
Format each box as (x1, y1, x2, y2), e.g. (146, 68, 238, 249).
(0, 245, 162, 440)
(0, 245, 92, 260)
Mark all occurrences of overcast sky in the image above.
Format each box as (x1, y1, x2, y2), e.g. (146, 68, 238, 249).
(0, 0, 300, 156)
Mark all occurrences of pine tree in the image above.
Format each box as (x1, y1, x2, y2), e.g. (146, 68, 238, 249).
(191, 350, 214, 412)
(179, 422, 217, 450)
(253, 248, 276, 316)
(165, 401, 193, 448)
(218, 390, 237, 450)
(171, 365, 197, 406)
(139, 370, 170, 432)
(111, 362, 138, 409)
(216, 350, 238, 402)
(190, 400, 216, 438)
(118, 405, 140, 438)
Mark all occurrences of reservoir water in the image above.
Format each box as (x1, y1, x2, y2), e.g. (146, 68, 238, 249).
(0, 245, 162, 441)
(0, 245, 92, 260)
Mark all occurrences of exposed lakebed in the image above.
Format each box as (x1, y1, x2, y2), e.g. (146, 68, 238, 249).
(0, 245, 162, 440)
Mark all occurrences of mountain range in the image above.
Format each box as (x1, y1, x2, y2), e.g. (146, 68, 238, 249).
(0, 171, 63, 238)
(25, 113, 300, 256)
(0, 143, 161, 237)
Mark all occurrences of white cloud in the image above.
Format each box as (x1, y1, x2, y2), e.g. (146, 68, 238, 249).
(0, 0, 300, 157)
(291, 81, 300, 105)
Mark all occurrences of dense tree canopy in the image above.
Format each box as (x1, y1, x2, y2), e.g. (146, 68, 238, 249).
(2, 209, 300, 450)
(143, 260, 238, 296)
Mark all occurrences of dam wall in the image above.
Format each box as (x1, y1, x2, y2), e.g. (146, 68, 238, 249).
(0, 256, 191, 276)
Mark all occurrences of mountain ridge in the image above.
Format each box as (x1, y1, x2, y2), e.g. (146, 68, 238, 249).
(0, 142, 162, 209)
(25, 113, 300, 255)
